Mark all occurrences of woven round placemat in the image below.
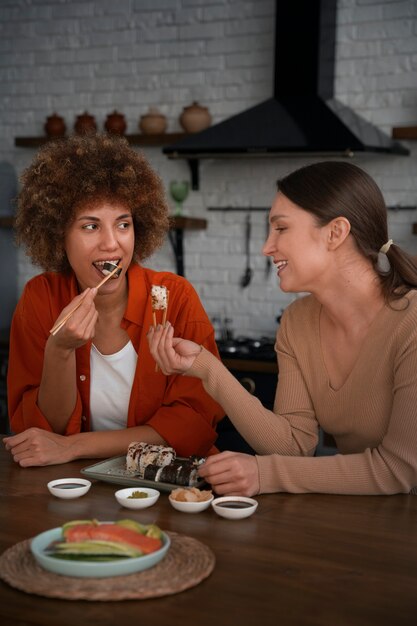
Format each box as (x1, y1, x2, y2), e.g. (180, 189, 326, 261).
(0, 531, 215, 601)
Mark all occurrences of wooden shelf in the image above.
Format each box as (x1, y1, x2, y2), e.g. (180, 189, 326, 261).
(170, 216, 206, 230)
(0, 216, 14, 228)
(0, 215, 207, 230)
(0, 213, 207, 279)
(0, 215, 207, 232)
(15, 133, 187, 148)
(127, 133, 186, 146)
(168, 215, 207, 277)
(392, 126, 417, 140)
(14, 136, 50, 148)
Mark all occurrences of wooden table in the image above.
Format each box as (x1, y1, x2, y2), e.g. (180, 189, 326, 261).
(1, 446, 417, 626)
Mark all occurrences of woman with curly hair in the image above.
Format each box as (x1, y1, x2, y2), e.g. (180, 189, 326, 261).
(149, 161, 417, 496)
(4, 134, 223, 467)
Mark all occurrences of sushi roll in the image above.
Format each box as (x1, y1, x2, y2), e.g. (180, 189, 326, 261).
(101, 261, 122, 278)
(126, 442, 203, 486)
(176, 461, 202, 486)
(126, 442, 176, 477)
(159, 460, 182, 484)
(126, 442, 148, 473)
(151, 285, 168, 310)
(143, 464, 161, 481)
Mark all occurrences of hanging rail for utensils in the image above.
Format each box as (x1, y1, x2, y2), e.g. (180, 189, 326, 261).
(207, 207, 269, 211)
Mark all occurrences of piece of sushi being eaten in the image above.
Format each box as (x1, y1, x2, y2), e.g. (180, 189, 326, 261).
(100, 260, 122, 278)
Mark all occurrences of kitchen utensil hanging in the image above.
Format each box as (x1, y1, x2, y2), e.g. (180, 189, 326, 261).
(265, 212, 272, 278)
(240, 213, 253, 288)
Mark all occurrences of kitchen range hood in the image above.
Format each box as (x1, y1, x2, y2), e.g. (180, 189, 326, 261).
(164, 0, 409, 186)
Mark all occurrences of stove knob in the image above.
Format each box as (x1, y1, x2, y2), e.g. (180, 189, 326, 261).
(240, 377, 256, 395)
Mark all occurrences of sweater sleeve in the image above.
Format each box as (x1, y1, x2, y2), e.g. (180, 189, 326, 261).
(189, 307, 319, 457)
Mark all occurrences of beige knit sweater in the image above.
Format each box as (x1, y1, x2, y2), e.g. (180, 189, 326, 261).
(190, 292, 417, 495)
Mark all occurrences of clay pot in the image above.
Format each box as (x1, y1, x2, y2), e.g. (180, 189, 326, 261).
(74, 111, 97, 135)
(44, 113, 66, 138)
(104, 110, 127, 135)
(179, 101, 211, 133)
(139, 107, 167, 135)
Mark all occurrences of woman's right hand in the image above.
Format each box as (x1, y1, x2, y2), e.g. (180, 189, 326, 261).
(3, 428, 74, 467)
(50, 288, 98, 350)
(147, 323, 202, 375)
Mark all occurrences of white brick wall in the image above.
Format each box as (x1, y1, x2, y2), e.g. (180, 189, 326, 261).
(1, 0, 417, 337)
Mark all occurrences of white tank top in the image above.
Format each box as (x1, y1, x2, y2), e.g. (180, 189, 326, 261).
(89, 341, 138, 431)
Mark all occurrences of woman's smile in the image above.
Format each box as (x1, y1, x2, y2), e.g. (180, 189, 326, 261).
(275, 259, 288, 275)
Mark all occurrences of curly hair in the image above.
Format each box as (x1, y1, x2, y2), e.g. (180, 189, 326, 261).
(16, 133, 170, 272)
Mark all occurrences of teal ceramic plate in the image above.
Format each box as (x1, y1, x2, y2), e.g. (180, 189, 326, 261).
(30, 526, 170, 578)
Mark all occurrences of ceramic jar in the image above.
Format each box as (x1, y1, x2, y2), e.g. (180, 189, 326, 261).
(139, 107, 167, 135)
(74, 111, 97, 135)
(179, 101, 211, 133)
(44, 113, 66, 138)
(104, 110, 127, 135)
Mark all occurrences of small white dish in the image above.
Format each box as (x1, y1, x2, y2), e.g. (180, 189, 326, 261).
(47, 478, 91, 499)
(168, 493, 214, 514)
(212, 496, 258, 520)
(115, 487, 160, 509)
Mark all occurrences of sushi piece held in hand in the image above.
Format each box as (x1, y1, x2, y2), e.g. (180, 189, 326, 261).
(151, 285, 168, 311)
(150, 285, 170, 371)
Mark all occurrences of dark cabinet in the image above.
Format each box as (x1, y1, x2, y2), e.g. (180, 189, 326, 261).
(216, 360, 277, 454)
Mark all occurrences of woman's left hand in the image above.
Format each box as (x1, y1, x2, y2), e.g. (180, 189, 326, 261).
(198, 450, 260, 496)
(3, 428, 73, 467)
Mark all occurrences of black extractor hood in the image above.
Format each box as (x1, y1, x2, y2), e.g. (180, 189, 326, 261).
(164, 0, 409, 180)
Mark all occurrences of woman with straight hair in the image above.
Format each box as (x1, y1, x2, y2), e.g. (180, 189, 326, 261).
(149, 161, 417, 496)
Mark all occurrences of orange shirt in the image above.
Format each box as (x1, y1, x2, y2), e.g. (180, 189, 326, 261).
(8, 264, 224, 457)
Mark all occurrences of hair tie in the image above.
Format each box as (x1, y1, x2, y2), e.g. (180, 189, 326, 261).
(379, 239, 393, 254)
(377, 239, 393, 273)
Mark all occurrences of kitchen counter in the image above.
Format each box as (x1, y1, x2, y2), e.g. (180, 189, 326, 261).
(221, 356, 277, 374)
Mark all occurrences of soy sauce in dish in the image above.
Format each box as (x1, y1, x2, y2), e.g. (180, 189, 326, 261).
(215, 501, 253, 509)
(52, 483, 86, 489)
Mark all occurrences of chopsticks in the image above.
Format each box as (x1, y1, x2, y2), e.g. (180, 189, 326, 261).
(49, 264, 122, 336)
(162, 292, 169, 326)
